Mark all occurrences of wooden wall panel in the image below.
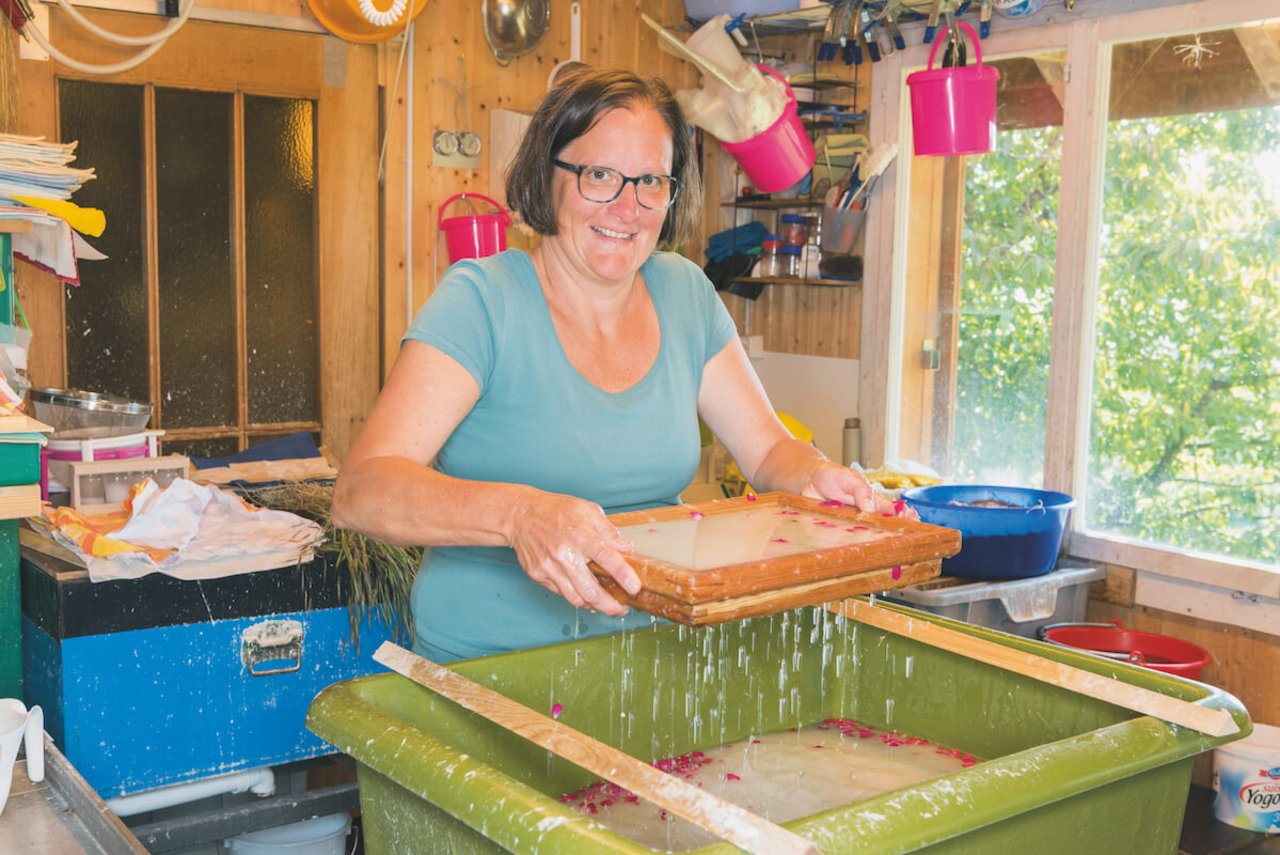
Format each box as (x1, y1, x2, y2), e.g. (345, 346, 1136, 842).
(897, 155, 948, 463)
(318, 41, 380, 459)
(11, 36, 62, 391)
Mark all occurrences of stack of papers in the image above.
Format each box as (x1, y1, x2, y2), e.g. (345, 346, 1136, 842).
(0, 133, 104, 285)
(0, 133, 95, 203)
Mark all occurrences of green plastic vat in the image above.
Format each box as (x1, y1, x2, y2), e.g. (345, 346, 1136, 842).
(307, 604, 1250, 854)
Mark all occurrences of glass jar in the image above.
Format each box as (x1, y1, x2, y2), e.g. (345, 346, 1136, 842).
(780, 245, 803, 278)
(756, 236, 784, 278)
(779, 213, 808, 248)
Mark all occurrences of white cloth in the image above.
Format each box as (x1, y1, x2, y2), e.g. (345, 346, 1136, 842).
(55, 479, 323, 582)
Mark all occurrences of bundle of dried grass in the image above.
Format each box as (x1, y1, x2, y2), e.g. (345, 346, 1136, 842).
(247, 480, 419, 646)
(0, 13, 19, 132)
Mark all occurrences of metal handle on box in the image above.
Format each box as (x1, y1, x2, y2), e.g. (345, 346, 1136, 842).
(241, 619, 304, 676)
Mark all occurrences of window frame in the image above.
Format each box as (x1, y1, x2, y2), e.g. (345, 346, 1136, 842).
(865, 0, 1280, 605)
(17, 9, 380, 459)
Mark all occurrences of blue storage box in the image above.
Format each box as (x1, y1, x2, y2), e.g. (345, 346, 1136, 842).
(21, 546, 396, 797)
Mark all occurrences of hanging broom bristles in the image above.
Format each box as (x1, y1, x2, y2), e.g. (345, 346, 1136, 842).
(247, 480, 420, 648)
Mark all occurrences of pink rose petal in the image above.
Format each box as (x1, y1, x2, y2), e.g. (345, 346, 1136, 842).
(892, 565, 902, 580)
(771, 537, 789, 543)
(551, 702, 563, 719)
(689, 510, 705, 520)
(819, 500, 843, 507)
(745, 493, 757, 502)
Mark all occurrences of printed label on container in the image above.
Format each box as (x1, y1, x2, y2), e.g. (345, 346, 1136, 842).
(1215, 751, 1280, 833)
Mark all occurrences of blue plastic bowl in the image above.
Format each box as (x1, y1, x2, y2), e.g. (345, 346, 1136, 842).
(902, 485, 1075, 580)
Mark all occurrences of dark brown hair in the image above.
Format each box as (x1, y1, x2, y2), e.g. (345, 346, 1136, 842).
(504, 66, 702, 249)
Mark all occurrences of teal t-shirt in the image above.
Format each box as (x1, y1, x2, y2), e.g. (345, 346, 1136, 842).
(402, 249, 737, 661)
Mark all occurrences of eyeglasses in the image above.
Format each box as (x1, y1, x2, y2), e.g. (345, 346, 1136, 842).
(552, 159, 681, 211)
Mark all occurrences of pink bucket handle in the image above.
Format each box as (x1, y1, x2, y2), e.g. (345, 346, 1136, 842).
(755, 63, 797, 108)
(925, 20, 983, 71)
(437, 193, 511, 229)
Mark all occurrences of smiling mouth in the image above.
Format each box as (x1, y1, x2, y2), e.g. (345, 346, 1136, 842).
(592, 226, 635, 241)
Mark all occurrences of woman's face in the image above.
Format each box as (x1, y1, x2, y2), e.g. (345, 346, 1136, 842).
(550, 104, 674, 286)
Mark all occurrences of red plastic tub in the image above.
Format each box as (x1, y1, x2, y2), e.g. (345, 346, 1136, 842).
(1038, 620, 1211, 678)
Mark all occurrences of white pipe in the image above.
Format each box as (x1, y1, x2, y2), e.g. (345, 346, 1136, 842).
(53, 0, 193, 46)
(25, 0, 193, 76)
(106, 766, 276, 818)
(405, 22, 415, 327)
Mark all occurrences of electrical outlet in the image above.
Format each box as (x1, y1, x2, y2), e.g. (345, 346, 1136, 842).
(432, 130, 481, 170)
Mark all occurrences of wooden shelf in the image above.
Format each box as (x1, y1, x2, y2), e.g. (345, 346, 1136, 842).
(732, 276, 861, 288)
(722, 197, 824, 210)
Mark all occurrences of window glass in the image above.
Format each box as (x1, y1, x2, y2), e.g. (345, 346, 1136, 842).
(155, 87, 236, 428)
(901, 51, 1064, 486)
(58, 81, 148, 402)
(1085, 26, 1280, 564)
(245, 96, 319, 425)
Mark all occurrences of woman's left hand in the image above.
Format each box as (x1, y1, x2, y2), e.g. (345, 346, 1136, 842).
(801, 461, 919, 519)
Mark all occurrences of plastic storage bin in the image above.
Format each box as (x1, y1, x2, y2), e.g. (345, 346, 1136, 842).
(880, 563, 1106, 639)
(683, 0, 801, 23)
(309, 607, 1249, 855)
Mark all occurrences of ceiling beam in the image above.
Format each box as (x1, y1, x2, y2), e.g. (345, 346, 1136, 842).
(1234, 24, 1280, 101)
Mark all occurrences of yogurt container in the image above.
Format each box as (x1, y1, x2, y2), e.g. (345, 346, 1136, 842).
(1213, 722, 1280, 833)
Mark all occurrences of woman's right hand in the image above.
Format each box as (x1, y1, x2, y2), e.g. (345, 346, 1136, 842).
(508, 491, 642, 616)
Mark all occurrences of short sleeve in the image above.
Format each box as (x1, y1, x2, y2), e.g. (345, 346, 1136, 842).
(401, 262, 502, 393)
(699, 267, 738, 361)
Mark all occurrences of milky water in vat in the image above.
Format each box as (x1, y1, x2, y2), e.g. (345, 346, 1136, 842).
(561, 719, 977, 852)
(618, 508, 897, 570)
(571, 602, 894, 850)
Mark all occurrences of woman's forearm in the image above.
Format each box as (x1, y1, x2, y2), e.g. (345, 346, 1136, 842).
(331, 456, 535, 549)
(747, 438, 829, 496)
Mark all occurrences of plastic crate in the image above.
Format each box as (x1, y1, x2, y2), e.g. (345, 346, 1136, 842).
(881, 563, 1106, 638)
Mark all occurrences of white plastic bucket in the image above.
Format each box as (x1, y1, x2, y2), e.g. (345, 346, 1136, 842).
(1213, 722, 1280, 834)
(226, 813, 352, 854)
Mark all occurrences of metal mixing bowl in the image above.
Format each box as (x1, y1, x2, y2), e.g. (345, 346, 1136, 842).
(28, 388, 153, 439)
(482, 0, 550, 66)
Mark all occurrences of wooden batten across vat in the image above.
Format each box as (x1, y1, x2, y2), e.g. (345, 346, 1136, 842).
(593, 492, 961, 625)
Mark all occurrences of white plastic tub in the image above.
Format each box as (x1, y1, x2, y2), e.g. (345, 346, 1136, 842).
(225, 813, 352, 854)
(1214, 722, 1280, 833)
(880, 563, 1106, 638)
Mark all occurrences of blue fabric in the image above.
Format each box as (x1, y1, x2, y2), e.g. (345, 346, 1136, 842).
(189, 432, 321, 470)
(705, 221, 769, 264)
(402, 249, 737, 662)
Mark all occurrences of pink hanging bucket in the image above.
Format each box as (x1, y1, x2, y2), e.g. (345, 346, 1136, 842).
(438, 193, 511, 263)
(906, 21, 1000, 157)
(719, 65, 816, 193)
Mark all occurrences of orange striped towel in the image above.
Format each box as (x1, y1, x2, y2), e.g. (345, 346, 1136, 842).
(43, 481, 175, 563)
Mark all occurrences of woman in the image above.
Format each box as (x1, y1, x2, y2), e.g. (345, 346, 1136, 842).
(333, 66, 896, 662)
